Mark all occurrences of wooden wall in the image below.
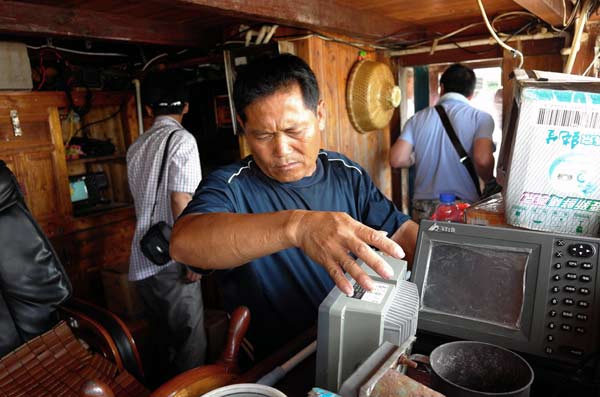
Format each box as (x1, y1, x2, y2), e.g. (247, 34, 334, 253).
(282, 37, 394, 198)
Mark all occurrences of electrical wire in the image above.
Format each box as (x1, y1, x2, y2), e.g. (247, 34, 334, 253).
(477, 0, 524, 68)
(273, 32, 387, 51)
(392, 8, 555, 54)
(582, 50, 600, 75)
(26, 44, 129, 57)
(141, 53, 168, 71)
(405, 22, 483, 49)
(71, 105, 123, 140)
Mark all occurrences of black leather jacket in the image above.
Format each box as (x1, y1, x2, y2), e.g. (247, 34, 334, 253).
(0, 160, 71, 357)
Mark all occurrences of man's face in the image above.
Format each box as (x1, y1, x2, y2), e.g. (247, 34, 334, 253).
(239, 83, 325, 183)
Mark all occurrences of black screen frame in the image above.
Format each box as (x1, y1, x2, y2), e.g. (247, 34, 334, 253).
(412, 221, 544, 356)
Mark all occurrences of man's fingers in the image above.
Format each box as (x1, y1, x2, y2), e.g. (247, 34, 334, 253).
(326, 261, 354, 296)
(348, 241, 394, 280)
(361, 227, 405, 259)
(185, 269, 202, 282)
(341, 258, 375, 292)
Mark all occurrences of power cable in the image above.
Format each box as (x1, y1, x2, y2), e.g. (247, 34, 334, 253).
(71, 104, 124, 141)
(477, 0, 524, 68)
(26, 44, 129, 57)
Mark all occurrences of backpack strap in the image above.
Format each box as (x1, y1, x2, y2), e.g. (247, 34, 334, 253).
(434, 105, 482, 197)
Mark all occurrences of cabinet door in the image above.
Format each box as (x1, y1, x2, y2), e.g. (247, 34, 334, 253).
(0, 95, 71, 237)
(61, 215, 136, 304)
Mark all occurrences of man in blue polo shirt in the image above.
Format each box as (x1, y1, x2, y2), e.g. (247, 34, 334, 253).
(171, 54, 418, 359)
(390, 63, 497, 222)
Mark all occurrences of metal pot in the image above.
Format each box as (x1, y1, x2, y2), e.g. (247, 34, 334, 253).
(429, 341, 534, 397)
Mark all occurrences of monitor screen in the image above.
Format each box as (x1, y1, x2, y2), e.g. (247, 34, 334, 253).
(412, 220, 600, 365)
(422, 241, 529, 330)
(69, 178, 89, 203)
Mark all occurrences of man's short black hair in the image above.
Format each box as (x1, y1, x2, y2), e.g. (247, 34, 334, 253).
(440, 63, 476, 97)
(142, 69, 190, 116)
(233, 53, 320, 127)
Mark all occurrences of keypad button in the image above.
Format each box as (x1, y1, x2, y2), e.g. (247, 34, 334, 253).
(555, 251, 563, 258)
(547, 335, 554, 342)
(554, 263, 562, 270)
(560, 324, 572, 331)
(548, 322, 556, 329)
(581, 262, 593, 270)
(579, 288, 590, 295)
(577, 301, 589, 308)
(575, 327, 586, 334)
(551, 286, 560, 293)
(568, 243, 594, 258)
(546, 347, 553, 355)
(567, 261, 578, 267)
(564, 285, 576, 293)
(549, 310, 557, 317)
(557, 240, 566, 246)
(553, 274, 562, 281)
(561, 311, 573, 318)
(550, 298, 559, 305)
(566, 273, 577, 280)
(563, 298, 574, 305)
(576, 313, 588, 321)
(568, 244, 595, 258)
(580, 275, 591, 282)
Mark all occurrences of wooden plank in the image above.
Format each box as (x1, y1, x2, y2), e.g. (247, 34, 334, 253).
(168, 0, 418, 40)
(0, 1, 216, 47)
(513, 0, 572, 27)
(289, 35, 393, 197)
(395, 37, 564, 67)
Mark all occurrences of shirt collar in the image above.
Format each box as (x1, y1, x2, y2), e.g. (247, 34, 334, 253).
(153, 115, 183, 129)
(437, 92, 469, 105)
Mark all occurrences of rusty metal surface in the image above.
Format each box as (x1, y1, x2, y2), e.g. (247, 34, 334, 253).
(371, 369, 445, 397)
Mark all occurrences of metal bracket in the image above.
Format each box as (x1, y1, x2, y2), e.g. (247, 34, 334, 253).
(10, 110, 22, 136)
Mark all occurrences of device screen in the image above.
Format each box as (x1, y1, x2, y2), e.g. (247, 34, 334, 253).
(69, 178, 89, 203)
(422, 242, 529, 330)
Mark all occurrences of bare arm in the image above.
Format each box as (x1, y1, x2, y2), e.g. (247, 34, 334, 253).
(390, 219, 419, 268)
(170, 191, 193, 219)
(170, 210, 407, 296)
(472, 138, 495, 182)
(389, 139, 415, 168)
(170, 191, 201, 282)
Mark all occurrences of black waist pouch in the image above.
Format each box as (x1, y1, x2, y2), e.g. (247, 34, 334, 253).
(140, 221, 172, 266)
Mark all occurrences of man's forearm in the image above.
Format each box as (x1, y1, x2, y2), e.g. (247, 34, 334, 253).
(170, 210, 300, 270)
(391, 220, 418, 266)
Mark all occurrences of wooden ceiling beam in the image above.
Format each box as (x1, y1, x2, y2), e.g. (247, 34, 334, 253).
(0, 1, 217, 47)
(513, 0, 572, 27)
(168, 0, 421, 40)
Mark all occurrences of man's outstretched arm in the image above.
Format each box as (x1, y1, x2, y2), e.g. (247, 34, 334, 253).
(170, 210, 408, 296)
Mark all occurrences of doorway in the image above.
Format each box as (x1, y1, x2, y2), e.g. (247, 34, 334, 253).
(393, 60, 503, 215)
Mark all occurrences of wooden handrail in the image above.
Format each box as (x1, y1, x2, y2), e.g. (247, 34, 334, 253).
(150, 306, 251, 397)
(217, 306, 251, 372)
(80, 379, 115, 397)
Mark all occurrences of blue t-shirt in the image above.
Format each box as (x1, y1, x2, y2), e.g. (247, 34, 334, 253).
(399, 93, 494, 202)
(183, 150, 410, 357)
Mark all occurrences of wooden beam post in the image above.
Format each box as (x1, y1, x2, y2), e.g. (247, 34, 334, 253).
(513, 0, 573, 27)
(167, 0, 420, 40)
(0, 1, 217, 47)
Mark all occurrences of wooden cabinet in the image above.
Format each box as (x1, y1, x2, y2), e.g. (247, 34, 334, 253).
(0, 90, 139, 305)
(0, 92, 71, 238)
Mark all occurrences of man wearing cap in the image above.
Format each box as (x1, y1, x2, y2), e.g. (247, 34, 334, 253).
(126, 70, 205, 384)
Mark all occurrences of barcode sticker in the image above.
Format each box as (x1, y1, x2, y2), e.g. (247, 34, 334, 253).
(536, 108, 600, 129)
(352, 282, 389, 304)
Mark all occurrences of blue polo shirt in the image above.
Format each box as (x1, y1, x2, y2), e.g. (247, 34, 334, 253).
(183, 150, 410, 357)
(399, 93, 494, 202)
